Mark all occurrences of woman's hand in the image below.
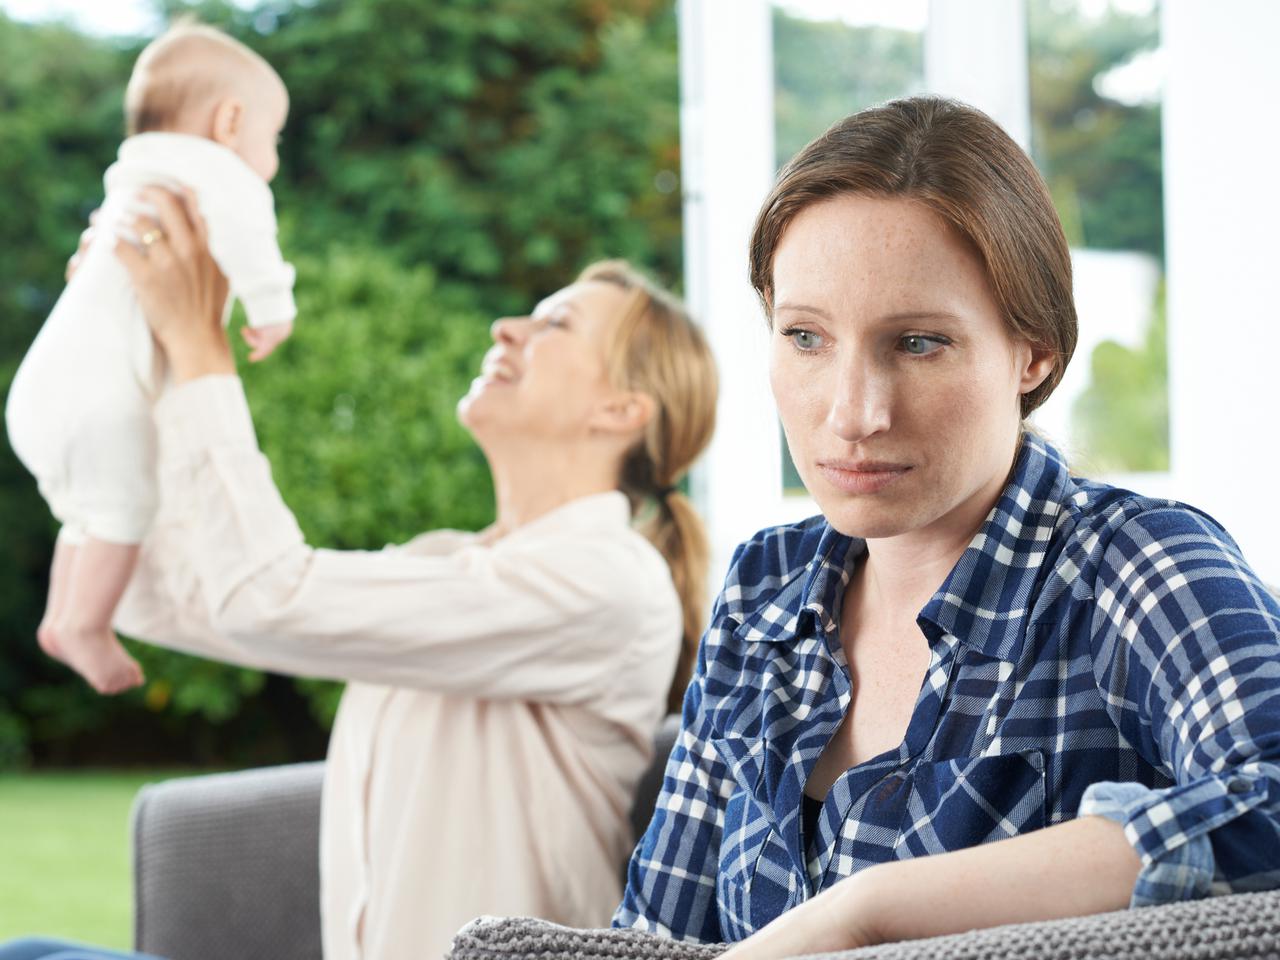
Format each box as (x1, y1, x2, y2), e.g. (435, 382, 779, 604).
(114, 186, 236, 383)
(716, 869, 885, 960)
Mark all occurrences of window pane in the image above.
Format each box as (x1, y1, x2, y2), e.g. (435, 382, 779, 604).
(1027, 0, 1168, 475)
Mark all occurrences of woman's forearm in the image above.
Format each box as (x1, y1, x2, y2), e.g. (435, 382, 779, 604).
(852, 815, 1141, 943)
(164, 326, 237, 383)
(720, 815, 1142, 960)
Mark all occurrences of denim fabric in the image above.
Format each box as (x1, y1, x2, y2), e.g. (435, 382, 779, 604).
(0, 939, 164, 960)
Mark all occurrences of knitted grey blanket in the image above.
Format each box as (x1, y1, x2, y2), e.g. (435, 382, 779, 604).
(449, 890, 1280, 960)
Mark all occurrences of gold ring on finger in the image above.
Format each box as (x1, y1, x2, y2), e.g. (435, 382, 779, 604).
(140, 229, 164, 248)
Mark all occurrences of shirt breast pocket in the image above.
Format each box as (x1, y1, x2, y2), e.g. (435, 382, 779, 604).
(895, 750, 1047, 859)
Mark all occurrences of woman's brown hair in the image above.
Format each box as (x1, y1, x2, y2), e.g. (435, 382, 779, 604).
(579, 261, 718, 713)
(749, 96, 1077, 417)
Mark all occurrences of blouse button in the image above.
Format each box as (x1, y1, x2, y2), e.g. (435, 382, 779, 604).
(1228, 778, 1251, 794)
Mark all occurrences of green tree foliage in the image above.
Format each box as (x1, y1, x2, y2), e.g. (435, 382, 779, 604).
(0, 0, 681, 768)
(1072, 282, 1169, 474)
(190, 0, 682, 313)
(1028, 0, 1168, 474)
(1028, 0, 1163, 258)
(773, 9, 922, 169)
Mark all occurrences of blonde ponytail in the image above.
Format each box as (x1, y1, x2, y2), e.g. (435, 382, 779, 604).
(577, 261, 718, 712)
(641, 489, 712, 712)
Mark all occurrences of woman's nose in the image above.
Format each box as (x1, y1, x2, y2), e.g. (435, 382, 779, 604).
(826, 357, 892, 443)
(490, 317, 526, 344)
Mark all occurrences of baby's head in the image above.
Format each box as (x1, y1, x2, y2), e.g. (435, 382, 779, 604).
(125, 22, 288, 181)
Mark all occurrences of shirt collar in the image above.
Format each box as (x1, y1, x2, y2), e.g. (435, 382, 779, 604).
(735, 435, 1072, 663)
(918, 435, 1072, 661)
(498, 490, 632, 545)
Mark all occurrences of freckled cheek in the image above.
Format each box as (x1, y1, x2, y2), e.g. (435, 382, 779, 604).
(769, 352, 830, 439)
(908, 370, 1007, 476)
(921, 374, 987, 426)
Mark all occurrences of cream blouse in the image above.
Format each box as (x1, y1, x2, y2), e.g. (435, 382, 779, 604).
(114, 376, 682, 960)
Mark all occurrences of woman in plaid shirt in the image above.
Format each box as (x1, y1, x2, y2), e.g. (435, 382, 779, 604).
(616, 96, 1280, 957)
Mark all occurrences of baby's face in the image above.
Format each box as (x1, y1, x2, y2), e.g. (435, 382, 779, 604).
(235, 74, 289, 182)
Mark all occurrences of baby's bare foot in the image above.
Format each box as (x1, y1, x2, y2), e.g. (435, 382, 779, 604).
(44, 623, 144, 695)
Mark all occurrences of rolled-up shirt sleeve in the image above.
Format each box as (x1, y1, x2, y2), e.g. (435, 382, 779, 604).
(1083, 506, 1280, 906)
(115, 375, 675, 703)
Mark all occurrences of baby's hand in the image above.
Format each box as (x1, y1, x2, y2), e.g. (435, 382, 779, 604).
(241, 321, 294, 362)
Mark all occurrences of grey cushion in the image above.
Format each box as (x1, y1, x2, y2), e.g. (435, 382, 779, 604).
(132, 762, 325, 960)
(449, 889, 1280, 960)
(131, 716, 683, 960)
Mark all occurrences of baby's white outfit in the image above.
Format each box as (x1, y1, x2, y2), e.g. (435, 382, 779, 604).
(5, 132, 295, 545)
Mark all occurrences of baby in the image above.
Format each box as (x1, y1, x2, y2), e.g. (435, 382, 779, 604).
(5, 22, 296, 694)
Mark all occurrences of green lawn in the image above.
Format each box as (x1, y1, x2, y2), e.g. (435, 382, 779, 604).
(0, 771, 179, 949)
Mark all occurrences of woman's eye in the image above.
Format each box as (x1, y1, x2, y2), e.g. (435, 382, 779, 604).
(784, 328, 824, 351)
(900, 335, 946, 356)
(531, 315, 566, 332)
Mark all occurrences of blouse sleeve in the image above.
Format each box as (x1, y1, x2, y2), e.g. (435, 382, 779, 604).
(115, 375, 663, 703)
(1081, 505, 1280, 905)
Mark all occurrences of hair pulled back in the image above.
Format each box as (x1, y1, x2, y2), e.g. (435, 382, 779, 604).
(579, 261, 718, 712)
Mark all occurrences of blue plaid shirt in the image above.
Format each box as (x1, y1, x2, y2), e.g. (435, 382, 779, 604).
(615, 436, 1280, 942)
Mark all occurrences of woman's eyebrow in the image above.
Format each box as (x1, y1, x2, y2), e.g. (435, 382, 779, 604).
(773, 303, 963, 324)
(532, 299, 582, 319)
(880, 310, 964, 323)
(773, 301, 831, 318)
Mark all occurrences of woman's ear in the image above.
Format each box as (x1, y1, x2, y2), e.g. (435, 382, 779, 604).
(210, 98, 245, 149)
(1016, 341, 1056, 398)
(590, 390, 656, 439)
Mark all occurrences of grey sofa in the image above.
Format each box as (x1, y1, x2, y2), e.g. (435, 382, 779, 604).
(130, 717, 681, 960)
(130, 714, 1280, 960)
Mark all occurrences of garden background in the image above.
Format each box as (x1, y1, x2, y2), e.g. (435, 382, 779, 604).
(0, 0, 1162, 946)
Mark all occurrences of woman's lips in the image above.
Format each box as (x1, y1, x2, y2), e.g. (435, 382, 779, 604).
(479, 360, 517, 383)
(816, 461, 912, 494)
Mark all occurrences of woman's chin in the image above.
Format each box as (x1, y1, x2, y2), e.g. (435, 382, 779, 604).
(812, 488, 931, 541)
(455, 390, 485, 431)
(456, 388, 514, 440)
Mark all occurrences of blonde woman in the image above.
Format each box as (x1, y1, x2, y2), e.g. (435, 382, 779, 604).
(2, 187, 717, 960)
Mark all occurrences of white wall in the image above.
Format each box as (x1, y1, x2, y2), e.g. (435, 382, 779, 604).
(1163, 1, 1280, 583)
